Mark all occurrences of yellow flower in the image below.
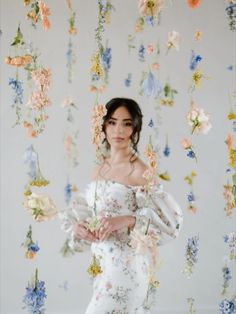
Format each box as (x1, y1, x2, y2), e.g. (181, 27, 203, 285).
(87, 255, 102, 278)
(229, 148, 236, 167)
(90, 53, 103, 79)
(149, 275, 160, 288)
(228, 112, 236, 120)
(192, 69, 203, 87)
(159, 171, 170, 181)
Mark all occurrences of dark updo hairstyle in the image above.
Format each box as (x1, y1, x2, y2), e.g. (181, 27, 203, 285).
(102, 97, 143, 156)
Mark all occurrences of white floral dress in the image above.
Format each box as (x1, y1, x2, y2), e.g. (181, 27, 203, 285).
(59, 180, 183, 314)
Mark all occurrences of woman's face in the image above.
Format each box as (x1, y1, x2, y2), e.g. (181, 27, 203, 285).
(105, 106, 133, 149)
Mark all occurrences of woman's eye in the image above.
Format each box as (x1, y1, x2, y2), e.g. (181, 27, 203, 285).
(125, 122, 132, 127)
(108, 120, 115, 125)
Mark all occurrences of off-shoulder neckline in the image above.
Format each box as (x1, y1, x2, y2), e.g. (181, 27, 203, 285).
(89, 179, 145, 189)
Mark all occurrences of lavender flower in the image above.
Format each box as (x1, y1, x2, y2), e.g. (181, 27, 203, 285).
(189, 50, 202, 71)
(101, 46, 112, 71)
(188, 192, 195, 202)
(183, 235, 199, 277)
(23, 269, 47, 314)
(144, 16, 154, 26)
(23, 145, 37, 180)
(224, 232, 236, 261)
(148, 119, 154, 128)
(221, 264, 232, 295)
(187, 149, 196, 159)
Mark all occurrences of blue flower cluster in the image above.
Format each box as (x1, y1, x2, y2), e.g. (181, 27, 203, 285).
(124, 73, 132, 87)
(64, 183, 72, 205)
(8, 77, 24, 107)
(187, 149, 196, 159)
(186, 235, 199, 265)
(138, 44, 145, 62)
(187, 192, 195, 203)
(23, 280, 47, 314)
(219, 298, 236, 314)
(101, 47, 112, 71)
(189, 50, 202, 71)
(163, 144, 170, 157)
(28, 243, 40, 253)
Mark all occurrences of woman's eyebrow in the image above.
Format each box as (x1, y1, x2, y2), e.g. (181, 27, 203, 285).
(109, 117, 132, 121)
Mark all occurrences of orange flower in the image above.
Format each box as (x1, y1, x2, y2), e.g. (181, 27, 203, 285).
(187, 0, 201, 9)
(226, 133, 233, 150)
(181, 138, 192, 149)
(38, 0, 51, 31)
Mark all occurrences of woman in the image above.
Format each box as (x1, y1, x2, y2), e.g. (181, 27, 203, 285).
(59, 97, 183, 313)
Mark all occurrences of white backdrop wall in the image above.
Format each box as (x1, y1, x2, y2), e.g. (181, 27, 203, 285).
(0, 1, 235, 313)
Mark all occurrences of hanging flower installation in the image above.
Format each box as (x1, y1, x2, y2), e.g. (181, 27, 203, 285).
(143, 137, 159, 190)
(5, 25, 29, 125)
(23, 0, 51, 30)
(21, 225, 40, 259)
(23, 268, 47, 314)
(90, 0, 114, 91)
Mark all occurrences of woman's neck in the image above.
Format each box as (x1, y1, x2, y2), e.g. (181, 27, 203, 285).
(108, 147, 133, 165)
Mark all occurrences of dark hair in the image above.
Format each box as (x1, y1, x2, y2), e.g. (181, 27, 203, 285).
(102, 97, 143, 155)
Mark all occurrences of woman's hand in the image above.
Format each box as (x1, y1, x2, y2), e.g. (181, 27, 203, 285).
(96, 216, 136, 241)
(74, 220, 98, 242)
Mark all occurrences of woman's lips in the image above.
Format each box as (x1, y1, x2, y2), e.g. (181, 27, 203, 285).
(112, 137, 124, 141)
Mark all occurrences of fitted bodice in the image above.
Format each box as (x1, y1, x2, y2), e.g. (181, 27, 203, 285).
(85, 180, 143, 218)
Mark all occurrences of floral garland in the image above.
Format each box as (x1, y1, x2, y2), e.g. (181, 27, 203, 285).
(187, 297, 196, 314)
(90, 103, 107, 161)
(224, 232, 236, 261)
(90, 0, 114, 91)
(21, 225, 40, 259)
(23, 268, 47, 314)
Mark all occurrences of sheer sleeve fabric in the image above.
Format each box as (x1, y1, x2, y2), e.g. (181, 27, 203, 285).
(133, 184, 183, 246)
(58, 193, 92, 252)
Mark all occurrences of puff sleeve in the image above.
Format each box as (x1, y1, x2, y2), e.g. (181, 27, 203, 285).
(133, 184, 183, 246)
(58, 193, 92, 252)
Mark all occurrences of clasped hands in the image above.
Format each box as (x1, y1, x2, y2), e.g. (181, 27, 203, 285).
(74, 215, 136, 242)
